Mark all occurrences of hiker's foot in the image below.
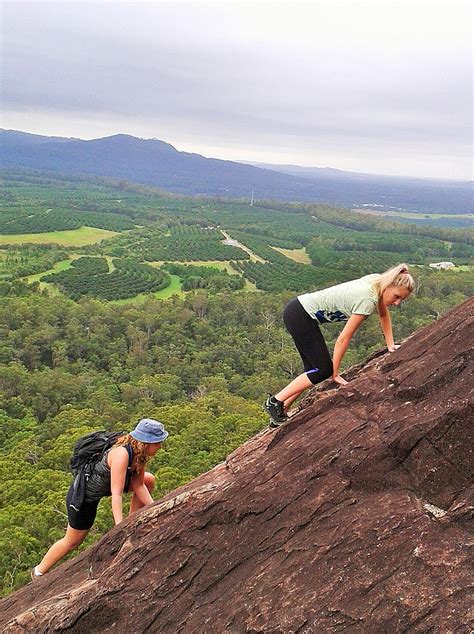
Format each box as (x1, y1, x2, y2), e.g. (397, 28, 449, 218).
(268, 417, 287, 429)
(31, 566, 43, 582)
(264, 395, 288, 426)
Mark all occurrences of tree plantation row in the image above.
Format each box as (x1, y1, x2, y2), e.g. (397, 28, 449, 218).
(41, 257, 170, 301)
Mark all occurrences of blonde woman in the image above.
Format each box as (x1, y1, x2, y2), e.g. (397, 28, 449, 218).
(264, 264, 415, 427)
(31, 418, 168, 579)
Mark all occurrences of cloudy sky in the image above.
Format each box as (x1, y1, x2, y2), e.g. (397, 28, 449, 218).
(1, 1, 472, 179)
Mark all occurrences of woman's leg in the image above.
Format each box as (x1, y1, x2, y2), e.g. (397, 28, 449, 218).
(37, 525, 89, 574)
(276, 373, 313, 407)
(34, 489, 99, 575)
(278, 299, 333, 409)
(129, 472, 155, 515)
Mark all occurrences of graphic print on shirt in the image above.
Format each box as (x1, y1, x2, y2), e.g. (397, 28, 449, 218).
(314, 310, 348, 324)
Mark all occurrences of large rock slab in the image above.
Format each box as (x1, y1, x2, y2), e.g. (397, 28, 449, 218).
(1, 298, 473, 633)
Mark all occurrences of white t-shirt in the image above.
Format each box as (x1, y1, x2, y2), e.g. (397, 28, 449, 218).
(298, 274, 379, 324)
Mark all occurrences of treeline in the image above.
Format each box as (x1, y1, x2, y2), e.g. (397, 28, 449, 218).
(0, 245, 68, 279)
(307, 204, 474, 246)
(0, 208, 135, 234)
(163, 262, 245, 292)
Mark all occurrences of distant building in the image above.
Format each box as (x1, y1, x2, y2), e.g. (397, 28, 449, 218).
(429, 262, 455, 270)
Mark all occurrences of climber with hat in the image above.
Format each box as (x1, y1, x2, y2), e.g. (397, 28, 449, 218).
(31, 418, 169, 580)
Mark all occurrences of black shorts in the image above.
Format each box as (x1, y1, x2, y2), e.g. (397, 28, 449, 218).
(283, 298, 333, 385)
(66, 484, 101, 531)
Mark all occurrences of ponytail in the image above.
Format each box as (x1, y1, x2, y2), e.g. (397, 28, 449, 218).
(373, 263, 415, 298)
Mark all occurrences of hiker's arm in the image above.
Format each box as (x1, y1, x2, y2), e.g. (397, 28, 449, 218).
(332, 314, 367, 385)
(110, 448, 129, 525)
(131, 469, 154, 506)
(378, 300, 397, 351)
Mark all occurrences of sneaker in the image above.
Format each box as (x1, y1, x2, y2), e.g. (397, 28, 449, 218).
(268, 418, 286, 429)
(31, 567, 42, 582)
(264, 395, 288, 426)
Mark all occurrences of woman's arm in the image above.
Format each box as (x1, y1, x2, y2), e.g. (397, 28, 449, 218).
(377, 300, 397, 351)
(109, 447, 130, 525)
(130, 468, 154, 506)
(332, 314, 367, 384)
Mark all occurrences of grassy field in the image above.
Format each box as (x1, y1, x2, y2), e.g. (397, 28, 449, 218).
(0, 226, 118, 246)
(110, 274, 184, 304)
(185, 259, 238, 273)
(23, 257, 77, 289)
(148, 260, 237, 274)
(271, 247, 311, 264)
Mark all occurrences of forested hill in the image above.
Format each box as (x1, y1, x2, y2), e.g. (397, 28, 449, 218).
(1, 297, 472, 632)
(1, 129, 472, 213)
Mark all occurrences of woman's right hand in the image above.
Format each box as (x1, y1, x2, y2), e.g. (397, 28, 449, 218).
(333, 374, 349, 386)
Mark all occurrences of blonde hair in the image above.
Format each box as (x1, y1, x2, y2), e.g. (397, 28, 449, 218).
(114, 434, 150, 473)
(373, 263, 415, 298)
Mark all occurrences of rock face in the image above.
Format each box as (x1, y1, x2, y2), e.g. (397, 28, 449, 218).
(2, 298, 473, 633)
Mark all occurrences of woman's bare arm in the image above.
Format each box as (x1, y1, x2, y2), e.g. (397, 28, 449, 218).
(377, 300, 397, 351)
(332, 314, 367, 384)
(109, 447, 129, 524)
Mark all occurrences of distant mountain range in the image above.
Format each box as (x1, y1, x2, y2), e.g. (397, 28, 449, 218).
(1, 130, 472, 213)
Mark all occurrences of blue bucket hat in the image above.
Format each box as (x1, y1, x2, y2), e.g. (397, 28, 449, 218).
(130, 418, 169, 444)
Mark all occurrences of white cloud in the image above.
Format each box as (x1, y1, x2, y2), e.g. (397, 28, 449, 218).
(1, 1, 472, 179)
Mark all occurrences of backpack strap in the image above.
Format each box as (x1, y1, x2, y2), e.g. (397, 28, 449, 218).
(124, 444, 133, 493)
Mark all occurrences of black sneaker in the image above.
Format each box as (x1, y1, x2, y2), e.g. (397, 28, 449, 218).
(268, 418, 286, 429)
(264, 395, 288, 426)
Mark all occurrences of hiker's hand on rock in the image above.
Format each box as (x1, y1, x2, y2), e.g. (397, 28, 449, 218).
(388, 344, 400, 352)
(333, 374, 349, 386)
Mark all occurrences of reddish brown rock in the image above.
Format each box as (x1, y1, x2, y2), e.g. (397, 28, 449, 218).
(1, 298, 473, 633)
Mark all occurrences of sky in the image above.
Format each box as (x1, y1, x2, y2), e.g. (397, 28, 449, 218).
(1, 0, 473, 180)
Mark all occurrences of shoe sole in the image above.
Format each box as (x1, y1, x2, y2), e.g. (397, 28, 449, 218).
(268, 418, 288, 429)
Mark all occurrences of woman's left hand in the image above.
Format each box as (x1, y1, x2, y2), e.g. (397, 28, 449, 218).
(333, 374, 349, 386)
(388, 344, 400, 352)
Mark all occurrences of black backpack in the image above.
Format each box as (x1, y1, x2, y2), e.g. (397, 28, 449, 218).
(68, 430, 132, 511)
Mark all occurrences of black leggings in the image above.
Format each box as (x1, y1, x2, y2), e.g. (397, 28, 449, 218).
(66, 484, 100, 530)
(283, 298, 333, 385)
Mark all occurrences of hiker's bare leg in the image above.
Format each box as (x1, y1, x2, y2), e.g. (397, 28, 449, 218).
(37, 525, 89, 574)
(282, 391, 303, 412)
(276, 373, 312, 405)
